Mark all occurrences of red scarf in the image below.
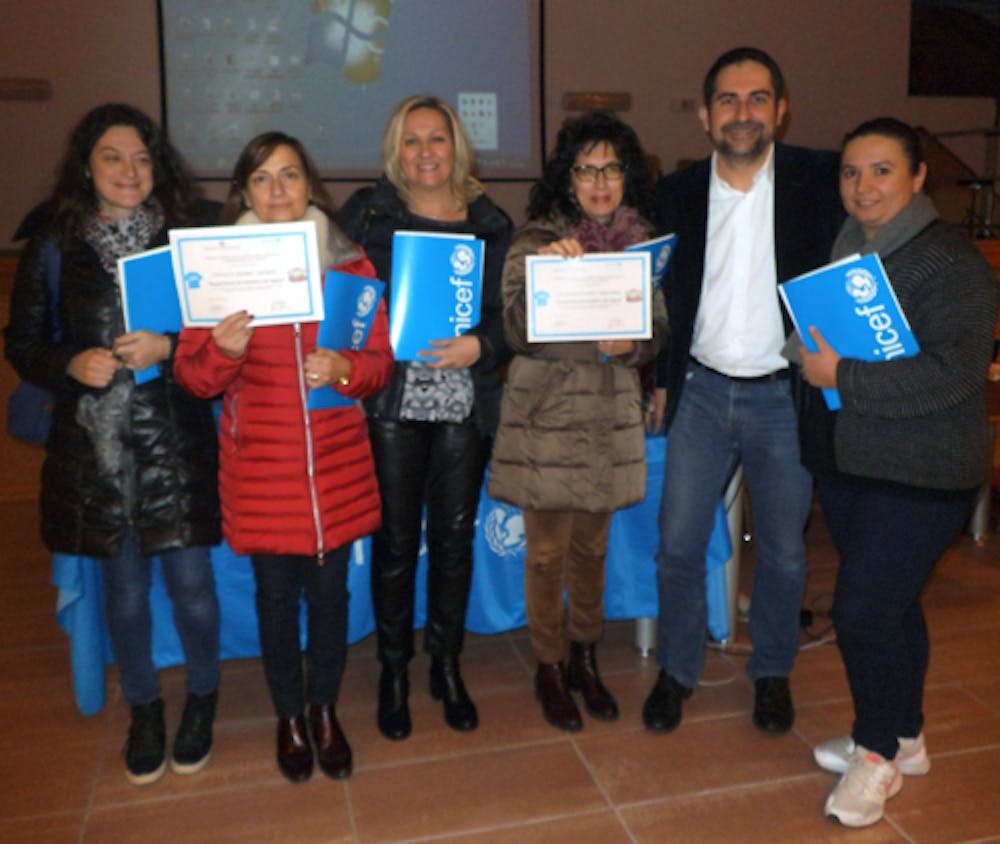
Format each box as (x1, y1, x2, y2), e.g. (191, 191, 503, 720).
(570, 206, 651, 253)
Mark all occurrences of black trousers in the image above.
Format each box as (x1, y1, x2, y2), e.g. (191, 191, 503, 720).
(368, 417, 489, 669)
(818, 476, 974, 760)
(251, 547, 351, 719)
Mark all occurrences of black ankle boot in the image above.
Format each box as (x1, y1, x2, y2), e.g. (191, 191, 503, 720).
(429, 656, 478, 732)
(377, 665, 411, 740)
(567, 641, 619, 721)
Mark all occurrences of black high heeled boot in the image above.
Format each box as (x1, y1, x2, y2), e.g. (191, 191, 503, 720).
(567, 641, 619, 721)
(429, 656, 478, 732)
(377, 665, 411, 740)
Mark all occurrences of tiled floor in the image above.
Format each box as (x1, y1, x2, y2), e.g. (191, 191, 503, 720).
(1, 488, 999, 844)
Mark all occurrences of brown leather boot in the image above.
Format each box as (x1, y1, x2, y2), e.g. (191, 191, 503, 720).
(534, 662, 582, 732)
(567, 641, 619, 721)
(308, 702, 352, 779)
(276, 715, 313, 783)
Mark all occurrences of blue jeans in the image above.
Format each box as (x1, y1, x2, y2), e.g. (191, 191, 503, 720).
(102, 537, 220, 706)
(819, 476, 974, 760)
(251, 546, 351, 718)
(656, 361, 812, 688)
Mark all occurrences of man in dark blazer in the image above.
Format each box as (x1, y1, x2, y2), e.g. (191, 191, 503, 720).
(643, 47, 844, 735)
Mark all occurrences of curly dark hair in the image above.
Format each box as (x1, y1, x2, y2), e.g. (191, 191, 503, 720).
(49, 102, 198, 241)
(527, 111, 656, 225)
(219, 131, 337, 224)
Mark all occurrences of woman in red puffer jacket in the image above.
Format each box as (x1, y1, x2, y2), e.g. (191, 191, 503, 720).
(174, 132, 393, 785)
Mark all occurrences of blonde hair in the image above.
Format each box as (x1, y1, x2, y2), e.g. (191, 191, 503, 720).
(381, 95, 483, 207)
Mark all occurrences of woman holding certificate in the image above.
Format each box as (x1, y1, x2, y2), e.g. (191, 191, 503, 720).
(338, 95, 512, 740)
(174, 132, 393, 783)
(488, 111, 668, 732)
(4, 103, 222, 785)
(797, 118, 998, 828)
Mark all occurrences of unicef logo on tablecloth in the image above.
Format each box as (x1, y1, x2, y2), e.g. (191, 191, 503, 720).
(356, 284, 378, 317)
(483, 504, 526, 557)
(844, 267, 878, 305)
(450, 244, 477, 276)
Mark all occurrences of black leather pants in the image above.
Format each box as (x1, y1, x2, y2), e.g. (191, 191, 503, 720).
(368, 417, 489, 670)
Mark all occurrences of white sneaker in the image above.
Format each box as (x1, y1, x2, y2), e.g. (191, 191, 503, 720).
(825, 746, 903, 828)
(814, 733, 930, 776)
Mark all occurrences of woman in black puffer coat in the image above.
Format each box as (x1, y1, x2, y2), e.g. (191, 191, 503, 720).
(4, 104, 221, 788)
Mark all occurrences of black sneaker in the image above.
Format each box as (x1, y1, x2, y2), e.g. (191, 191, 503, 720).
(171, 690, 218, 775)
(125, 698, 166, 785)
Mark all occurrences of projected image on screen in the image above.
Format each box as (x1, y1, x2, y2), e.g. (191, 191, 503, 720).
(159, 0, 542, 179)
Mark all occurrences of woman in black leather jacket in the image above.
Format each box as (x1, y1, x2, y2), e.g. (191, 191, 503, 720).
(338, 95, 512, 740)
(4, 104, 221, 786)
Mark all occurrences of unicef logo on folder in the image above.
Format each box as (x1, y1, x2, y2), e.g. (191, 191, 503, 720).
(356, 284, 379, 317)
(450, 243, 477, 276)
(654, 243, 672, 276)
(844, 267, 878, 305)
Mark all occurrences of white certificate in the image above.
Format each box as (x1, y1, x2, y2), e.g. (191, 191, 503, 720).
(525, 251, 651, 342)
(169, 221, 325, 327)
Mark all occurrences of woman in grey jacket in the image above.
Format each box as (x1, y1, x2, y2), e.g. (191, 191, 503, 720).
(799, 118, 998, 828)
(489, 112, 667, 732)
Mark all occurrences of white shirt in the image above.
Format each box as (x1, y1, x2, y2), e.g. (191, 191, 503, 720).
(690, 144, 788, 377)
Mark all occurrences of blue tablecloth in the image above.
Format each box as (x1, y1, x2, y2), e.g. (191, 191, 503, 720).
(53, 436, 732, 715)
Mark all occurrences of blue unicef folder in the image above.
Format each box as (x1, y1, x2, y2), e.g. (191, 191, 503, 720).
(779, 253, 919, 410)
(389, 230, 484, 360)
(307, 270, 385, 410)
(625, 231, 677, 287)
(117, 246, 182, 385)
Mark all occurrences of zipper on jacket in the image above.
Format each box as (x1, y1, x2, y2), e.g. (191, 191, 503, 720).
(294, 323, 326, 563)
(228, 393, 239, 452)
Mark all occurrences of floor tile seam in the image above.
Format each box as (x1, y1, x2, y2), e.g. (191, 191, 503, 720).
(0, 808, 83, 826)
(0, 491, 40, 504)
(927, 740, 1000, 763)
(609, 769, 830, 813)
(356, 805, 622, 844)
(568, 735, 642, 844)
(786, 725, 822, 758)
(87, 777, 304, 813)
(880, 809, 918, 843)
(340, 776, 361, 844)
(961, 684, 1000, 712)
(930, 666, 1000, 689)
(82, 715, 121, 832)
(566, 713, 746, 747)
(935, 679, 1000, 713)
(0, 642, 68, 657)
(792, 694, 854, 712)
(351, 734, 573, 773)
(928, 620, 1000, 638)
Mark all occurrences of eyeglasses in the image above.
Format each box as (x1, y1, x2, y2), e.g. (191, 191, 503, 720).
(571, 162, 626, 182)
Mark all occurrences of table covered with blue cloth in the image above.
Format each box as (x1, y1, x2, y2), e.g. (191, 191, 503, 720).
(53, 436, 733, 715)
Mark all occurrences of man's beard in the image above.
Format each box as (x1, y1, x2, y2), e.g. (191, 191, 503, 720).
(716, 120, 769, 163)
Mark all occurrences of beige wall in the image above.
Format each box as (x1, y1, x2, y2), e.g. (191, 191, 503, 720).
(1, 0, 995, 249)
